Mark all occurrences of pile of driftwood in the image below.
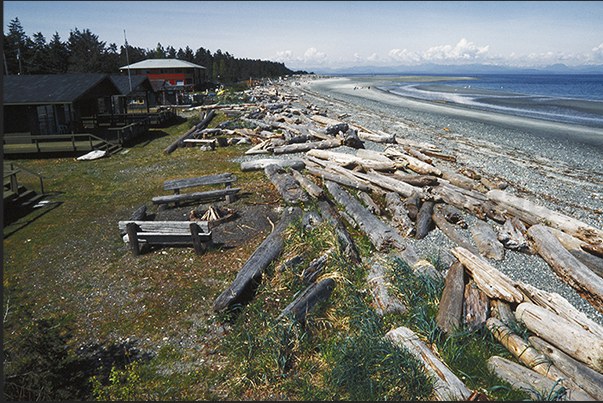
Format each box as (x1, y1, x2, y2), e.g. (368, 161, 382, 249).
(209, 83, 603, 400)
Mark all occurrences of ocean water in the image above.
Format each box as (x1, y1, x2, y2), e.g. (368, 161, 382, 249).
(378, 74, 603, 128)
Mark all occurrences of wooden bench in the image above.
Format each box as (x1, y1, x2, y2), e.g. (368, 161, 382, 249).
(118, 220, 212, 256)
(152, 173, 240, 207)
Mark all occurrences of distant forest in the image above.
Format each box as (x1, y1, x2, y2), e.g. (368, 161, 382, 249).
(3, 18, 308, 85)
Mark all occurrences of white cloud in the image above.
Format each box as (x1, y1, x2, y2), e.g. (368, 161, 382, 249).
(593, 43, 603, 61)
(303, 47, 327, 65)
(422, 38, 489, 62)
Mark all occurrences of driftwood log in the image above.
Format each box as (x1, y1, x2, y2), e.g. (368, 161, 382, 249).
(530, 336, 603, 401)
(317, 199, 361, 263)
(367, 259, 408, 316)
(470, 220, 505, 260)
(304, 164, 373, 192)
(325, 180, 406, 253)
(526, 224, 603, 314)
(489, 299, 516, 326)
(487, 189, 603, 246)
(515, 302, 603, 373)
(436, 261, 465, 334)
(289, 168, 324, 199)
(213, 206, 302, 313)
(450, 247, 523, 304)
(164, 109, 215, 154)
(264, 164, 309, 204)
(497, 216, 533, 254)
(385, 326, 473, 401)
(515, 281, 603, 339)
(487, 355, 592, 401)
(546, 226, 603, 278)
(463, 281, 489, 331)
(384, 192, 415, 238)
(357, 191, 380, 215)
(272, 138, 342, 155)
(277, 278, 336, 323)
(486, 318, 594, 400)
(240, 158, 305, 172)
(415, 201, 435, 239)
(432, 204, 479, 255)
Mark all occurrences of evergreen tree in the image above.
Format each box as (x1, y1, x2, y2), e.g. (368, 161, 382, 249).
(4, 17, 29, 74)
(67, 28, 106, 73)
(47, 32, 68, 74)
(28, 32, 48, 74)
(153, 43, 166, 59)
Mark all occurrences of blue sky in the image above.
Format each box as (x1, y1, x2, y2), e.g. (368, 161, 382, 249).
(4, 1, 603, 70)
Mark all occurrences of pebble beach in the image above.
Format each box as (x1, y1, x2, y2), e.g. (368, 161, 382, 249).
(250, 75, 603, 326)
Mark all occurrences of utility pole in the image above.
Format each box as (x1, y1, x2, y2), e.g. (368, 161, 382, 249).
(124, 30, 132, 93)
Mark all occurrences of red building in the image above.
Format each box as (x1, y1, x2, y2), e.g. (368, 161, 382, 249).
(119, 59, 206, 105)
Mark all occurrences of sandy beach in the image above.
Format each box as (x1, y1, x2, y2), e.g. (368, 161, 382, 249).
(278, 75, 603, 325)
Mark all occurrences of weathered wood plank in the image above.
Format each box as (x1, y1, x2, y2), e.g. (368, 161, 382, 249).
(119, 220, 210, 234)
(151, 187, 241, 205)
(163, 173, 235, 190)
(240, 158, 305, 172)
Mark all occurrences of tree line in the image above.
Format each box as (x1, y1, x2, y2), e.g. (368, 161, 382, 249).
(3, 18, 308, 85)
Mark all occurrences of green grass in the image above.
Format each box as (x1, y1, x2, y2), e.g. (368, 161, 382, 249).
(4, 105, 537, 401)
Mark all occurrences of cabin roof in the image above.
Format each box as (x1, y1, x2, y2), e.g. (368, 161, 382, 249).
(3, 74, 121, 105)
(110, 75, 155, 95)
(119, 58, 206, 70)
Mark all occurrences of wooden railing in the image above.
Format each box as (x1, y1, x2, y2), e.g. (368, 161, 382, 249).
(4, 162, 46, 195)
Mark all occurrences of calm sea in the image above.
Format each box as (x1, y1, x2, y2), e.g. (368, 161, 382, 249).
(378, 74, 603, 128)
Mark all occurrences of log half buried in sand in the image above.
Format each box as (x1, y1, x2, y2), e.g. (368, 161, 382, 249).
(264, 164, 310, 204)
(432, 204, 479, 255)
(529, 336, 603, 401)
(487, 355, 592, 401)
(366, 259, 408, 316)
(526, 224, 603, 315)
(317, 199, 361, 263)
(450, 247, 523, 304)
(470, 220, 505, 261)
(385, 326, 473, 401)
(486, 318, 595, 400)
(212, 206, 302, 313)
(436, 261, 466, 334)
(277, 278, 336, 323)
(240, 158, 305, 172)
(487, 189, 603, 246)
(515, 302, 603, 374)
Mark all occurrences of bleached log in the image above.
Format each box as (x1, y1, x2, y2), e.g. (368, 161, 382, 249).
(264, 164, 309, 204)
(487, 355, 593, 401)
(392, 171, 439, 187)
(526, 224, 603, 314)
(431, 182, 506, 222)
(486, 317, 593, 399)
(450, 247, 523, 303)
(307, 149, 396, 171)
(432, 205, 479, 255)
(367, 259, 408, 316)
(309, 114, 342, 126)
(289, 168, 324, 199)
(515, 281, 603, 340)
(405, 192, 421, 221)
(487, 189, 603, 246)
(515, 302, 603, 373)
(339, 127, 364, 148)
(355, 148, 394, 163)
(385, 326, 473, 401)
(404, 147, 433, 164)
(272, 138, 342, 155)
(304, 164, 373, 193)
(530, 336, 603, 401)
(351, 168, 427, 199)
(547, 226, 603, 277)
(436, 261, 465, 334)
(384, 192, 415, 238)
(357, 130, 395, 143)
(470, 220, 505, 261)
(240, 158, 305, 172)
(463, 282, 489, 331)
(440, 168, 478, 191)
(394, 137, 441, 152)
(384, 145, 442, 176)
(497, 216, 533, 254)
(421, 149, 457, 162)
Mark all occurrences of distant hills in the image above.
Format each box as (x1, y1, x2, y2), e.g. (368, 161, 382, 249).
(307, 63, 603, 75)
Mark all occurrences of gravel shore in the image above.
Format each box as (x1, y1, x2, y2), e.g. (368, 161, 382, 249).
(246, 75, 603, 326)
